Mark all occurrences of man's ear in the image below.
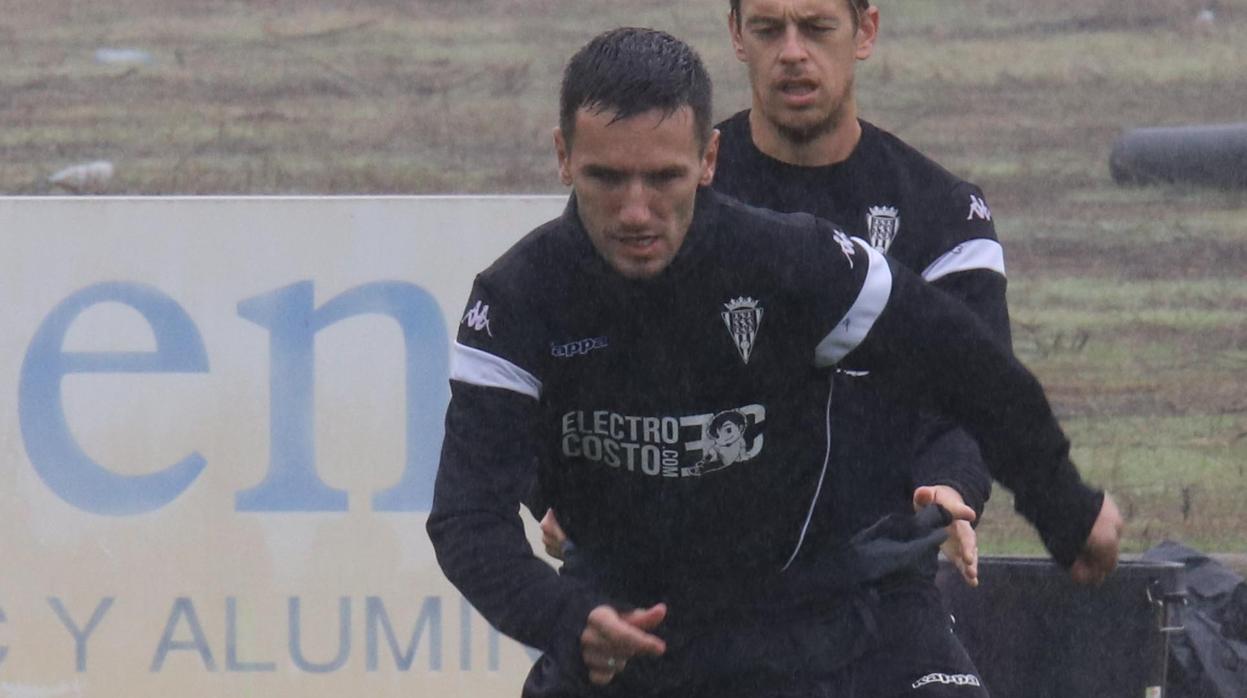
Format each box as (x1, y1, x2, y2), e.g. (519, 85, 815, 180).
(856, 5, 880, 60)
(700, 129, 721, 187)
(728, 10, 747, 62)
(554, 127, 573, 186)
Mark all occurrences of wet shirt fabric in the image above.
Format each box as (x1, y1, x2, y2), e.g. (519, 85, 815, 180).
(714, 110, 1007, 536)
(427, 189, 1102, 692)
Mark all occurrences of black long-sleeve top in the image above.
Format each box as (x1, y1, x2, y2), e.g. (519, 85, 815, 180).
(713, 111, 1007, 529)
(427, 189, 1102, 672)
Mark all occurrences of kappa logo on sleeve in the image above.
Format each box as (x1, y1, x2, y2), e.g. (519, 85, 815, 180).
(462, 299, 494, 337)
(832, 229, 857, 267)
(966, 194, 993, 222)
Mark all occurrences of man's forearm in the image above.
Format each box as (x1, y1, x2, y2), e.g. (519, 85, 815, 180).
(909, 269, 1011, 518)
(427, 383, 607, 664)
(427, 505, 600, 659)
(849, 258, 1101, 566)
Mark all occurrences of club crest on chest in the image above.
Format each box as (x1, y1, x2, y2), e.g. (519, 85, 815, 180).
(722, 296, 763, 364)
(866, 205, 900, 252)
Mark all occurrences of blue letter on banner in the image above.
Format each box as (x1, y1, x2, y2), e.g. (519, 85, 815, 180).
(20, 283, 209, 515)
(235, 281, 448, 512)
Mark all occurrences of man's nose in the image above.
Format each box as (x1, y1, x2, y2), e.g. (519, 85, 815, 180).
(779, 26, 808, 63)
(618, 180, 652, 229)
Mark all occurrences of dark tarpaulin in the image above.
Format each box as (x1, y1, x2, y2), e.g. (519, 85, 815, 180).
(1143, 541, 1247, 698)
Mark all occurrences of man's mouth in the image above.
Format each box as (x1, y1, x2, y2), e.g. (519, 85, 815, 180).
(617, 235, 660, 251)
(778, 79, 818, 104)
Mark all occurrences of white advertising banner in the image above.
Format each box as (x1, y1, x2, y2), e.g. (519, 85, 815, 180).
(0, 196, 568, 697)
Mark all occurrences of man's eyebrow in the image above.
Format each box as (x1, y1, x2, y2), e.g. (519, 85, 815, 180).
(798, 14, 837, 25)
(650, 165, 688, 177)
(750, 8, 835, 22)
(744, 15, 783, 27)
(583, 164, 624, 176)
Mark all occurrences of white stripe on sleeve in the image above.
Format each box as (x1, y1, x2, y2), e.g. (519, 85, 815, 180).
(921, 238, 1006, 282)
(451, 341, 542, 399)
(814, 241, 893, 367)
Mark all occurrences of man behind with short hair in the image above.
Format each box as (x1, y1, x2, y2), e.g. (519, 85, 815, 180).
(717, 0, 1002, 578)
(710, 0, 1016, 692)
(428, 27, 1121, 698)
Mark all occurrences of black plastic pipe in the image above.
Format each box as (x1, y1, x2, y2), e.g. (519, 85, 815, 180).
(1110, 122, 1247, 188)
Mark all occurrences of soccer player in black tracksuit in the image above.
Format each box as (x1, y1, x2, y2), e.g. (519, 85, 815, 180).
(712, 1, 1012, 693)
(543, 0, 1005, 693)
(427, 28, 1122, 698)
(712, 110, 1004, 695)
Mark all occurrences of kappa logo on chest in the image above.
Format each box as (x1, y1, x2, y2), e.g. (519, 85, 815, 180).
(551, 336, 608, 358)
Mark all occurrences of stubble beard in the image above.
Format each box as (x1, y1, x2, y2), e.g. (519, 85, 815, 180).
(768, 73, 855, 147)
(774, 113, 838, 145)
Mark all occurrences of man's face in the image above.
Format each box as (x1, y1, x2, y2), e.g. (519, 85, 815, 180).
(730, 0, 877, 142)
(555, 106, 718, 279)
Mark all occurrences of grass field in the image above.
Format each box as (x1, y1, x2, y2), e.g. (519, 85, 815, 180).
(2, 0, 1245, 554)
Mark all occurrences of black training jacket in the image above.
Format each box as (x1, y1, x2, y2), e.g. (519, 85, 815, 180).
(714, 111, 1006, 531)
(427, 188, 1102, 676)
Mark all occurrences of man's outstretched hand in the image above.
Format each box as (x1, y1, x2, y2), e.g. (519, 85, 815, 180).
(913, 485, 979, 587)
(1069, 493, 1123, 586)
(581, 603, 667, 685)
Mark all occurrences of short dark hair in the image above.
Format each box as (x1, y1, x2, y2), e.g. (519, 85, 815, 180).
(560, 27, 713, 151)
(730, 0, 870, 28)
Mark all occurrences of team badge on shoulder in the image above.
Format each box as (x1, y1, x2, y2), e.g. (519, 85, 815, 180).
(866, 205, 900, 252)
(722, 297, 763, 364)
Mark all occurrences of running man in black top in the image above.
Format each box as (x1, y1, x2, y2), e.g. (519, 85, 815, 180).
(544, 0, 998, 588)
(539, 3, 1003, 693)
(427, 27, 1123, 698)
